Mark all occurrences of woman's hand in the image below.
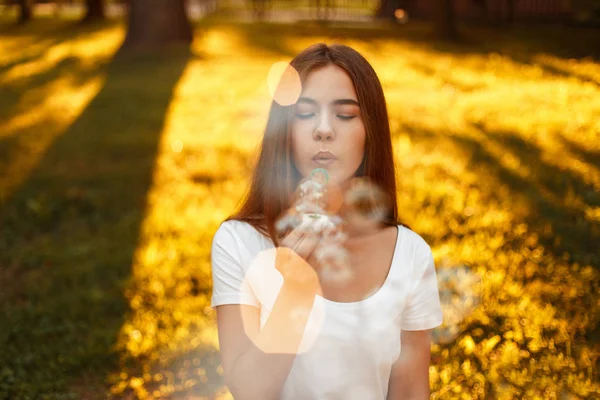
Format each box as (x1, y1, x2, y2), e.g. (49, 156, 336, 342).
(275, 180, 343, 295)
(276, 226, 323, 296)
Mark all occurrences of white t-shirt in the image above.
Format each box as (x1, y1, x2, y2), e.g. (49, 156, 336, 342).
(210, 220, 443, 400)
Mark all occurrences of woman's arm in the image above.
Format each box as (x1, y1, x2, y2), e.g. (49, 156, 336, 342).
(213, 218, 324, 399)
(216, 281, 317, 400)
(386, 329, 433, 400)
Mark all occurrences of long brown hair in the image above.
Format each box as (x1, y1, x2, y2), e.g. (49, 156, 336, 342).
(226, 43, 406, 246)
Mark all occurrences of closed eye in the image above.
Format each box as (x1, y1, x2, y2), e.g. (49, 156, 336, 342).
(337, 115, 356, 121)
(295, 113, 315, 119)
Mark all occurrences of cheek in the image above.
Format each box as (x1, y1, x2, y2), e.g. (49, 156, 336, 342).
(343, 124, 366, 162)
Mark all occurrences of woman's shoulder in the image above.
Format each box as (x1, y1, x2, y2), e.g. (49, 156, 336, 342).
(214, 219, 251, 241)
(398, 225, 430, 248)
(397, 225, 433, 263)
(214, 219, 273, 250)
(218, 219, 265, 235)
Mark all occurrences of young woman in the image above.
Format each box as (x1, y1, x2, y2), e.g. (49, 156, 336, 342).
(210, 43, 443, 400)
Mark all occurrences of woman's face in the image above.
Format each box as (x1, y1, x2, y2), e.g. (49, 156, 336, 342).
(291, 64, 366, 190)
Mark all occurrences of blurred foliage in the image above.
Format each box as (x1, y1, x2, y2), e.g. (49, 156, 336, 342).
(1, 15, 599, 400)
(217, 0, 380, 11)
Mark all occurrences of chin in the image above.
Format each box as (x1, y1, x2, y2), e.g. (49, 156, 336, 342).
(301, 164, 351, 186)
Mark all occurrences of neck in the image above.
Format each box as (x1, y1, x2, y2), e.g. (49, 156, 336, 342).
(343, 219, 386, 242)
(338, 178, 353, 195)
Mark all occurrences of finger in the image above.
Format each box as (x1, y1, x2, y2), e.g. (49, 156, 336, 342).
(275, 247, 318, 287)
(281, 228, 306, 250)
(293, 233, 321, 261)
(283, 230, 310, 259)
(275, 246, 293, 276)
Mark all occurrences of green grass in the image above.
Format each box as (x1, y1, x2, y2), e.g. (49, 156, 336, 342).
(1, 17, 599, 400)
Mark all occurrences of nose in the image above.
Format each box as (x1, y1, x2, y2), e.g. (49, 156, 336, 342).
(313, 113, 335, 141)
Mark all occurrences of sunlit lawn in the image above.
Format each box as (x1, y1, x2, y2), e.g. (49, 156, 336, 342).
(0, 16, 599, 400)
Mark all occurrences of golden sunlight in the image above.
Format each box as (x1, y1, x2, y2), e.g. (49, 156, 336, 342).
(3, 19, 598, 399)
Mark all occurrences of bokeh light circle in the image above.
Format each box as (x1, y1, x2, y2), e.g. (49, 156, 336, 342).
(432, 263, 482, 345)
(267, 61, 302, 106)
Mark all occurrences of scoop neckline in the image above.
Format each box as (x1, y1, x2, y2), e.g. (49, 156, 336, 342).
(317, 224, 402, 309)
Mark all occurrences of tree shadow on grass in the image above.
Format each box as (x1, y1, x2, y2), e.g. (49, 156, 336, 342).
(0, 45, 193, 398)
(558, 134, 600, 170)
(0, 20, 122, 124)
(202, 18, 600, 83)
(0, 35, 70, 75)
(401, 122, 599, 392)
(472, 125, 600, 266)
(405, 123, 600, 266)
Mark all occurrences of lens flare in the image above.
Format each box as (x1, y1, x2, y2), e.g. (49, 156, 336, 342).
(267, 61, 302, 106)
(171, 140, 183, 152)
(343, 177, 391, 232)
(394, 9, 409, 24)
(241, 247, 326, 354)
(432, 263, 482, 344)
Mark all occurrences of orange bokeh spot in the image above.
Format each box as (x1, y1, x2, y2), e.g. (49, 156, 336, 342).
(394, 9, 406, 19)
(267, 61, 302, 106)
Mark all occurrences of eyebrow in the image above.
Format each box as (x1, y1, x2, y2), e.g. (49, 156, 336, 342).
(297, 97, 360, 107)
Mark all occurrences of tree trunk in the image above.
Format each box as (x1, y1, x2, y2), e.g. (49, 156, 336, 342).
(506, 0, 515, 23)
(434, 0, 458, 39)
(16, 0, 33, 24)
(83, 0, 106, 22)
(376, 0, 401, 19)
(120, 0, 192, 51)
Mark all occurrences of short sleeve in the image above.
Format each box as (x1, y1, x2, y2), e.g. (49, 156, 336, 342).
(401, 245, 443, 331)
(210, 222, 260, 309)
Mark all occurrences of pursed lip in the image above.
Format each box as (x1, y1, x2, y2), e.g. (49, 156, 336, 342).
(313, 158, 336, 166)
(312, 150, 337, 160)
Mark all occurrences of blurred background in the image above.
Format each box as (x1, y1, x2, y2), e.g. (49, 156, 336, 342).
(0, 0, 599, 399)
